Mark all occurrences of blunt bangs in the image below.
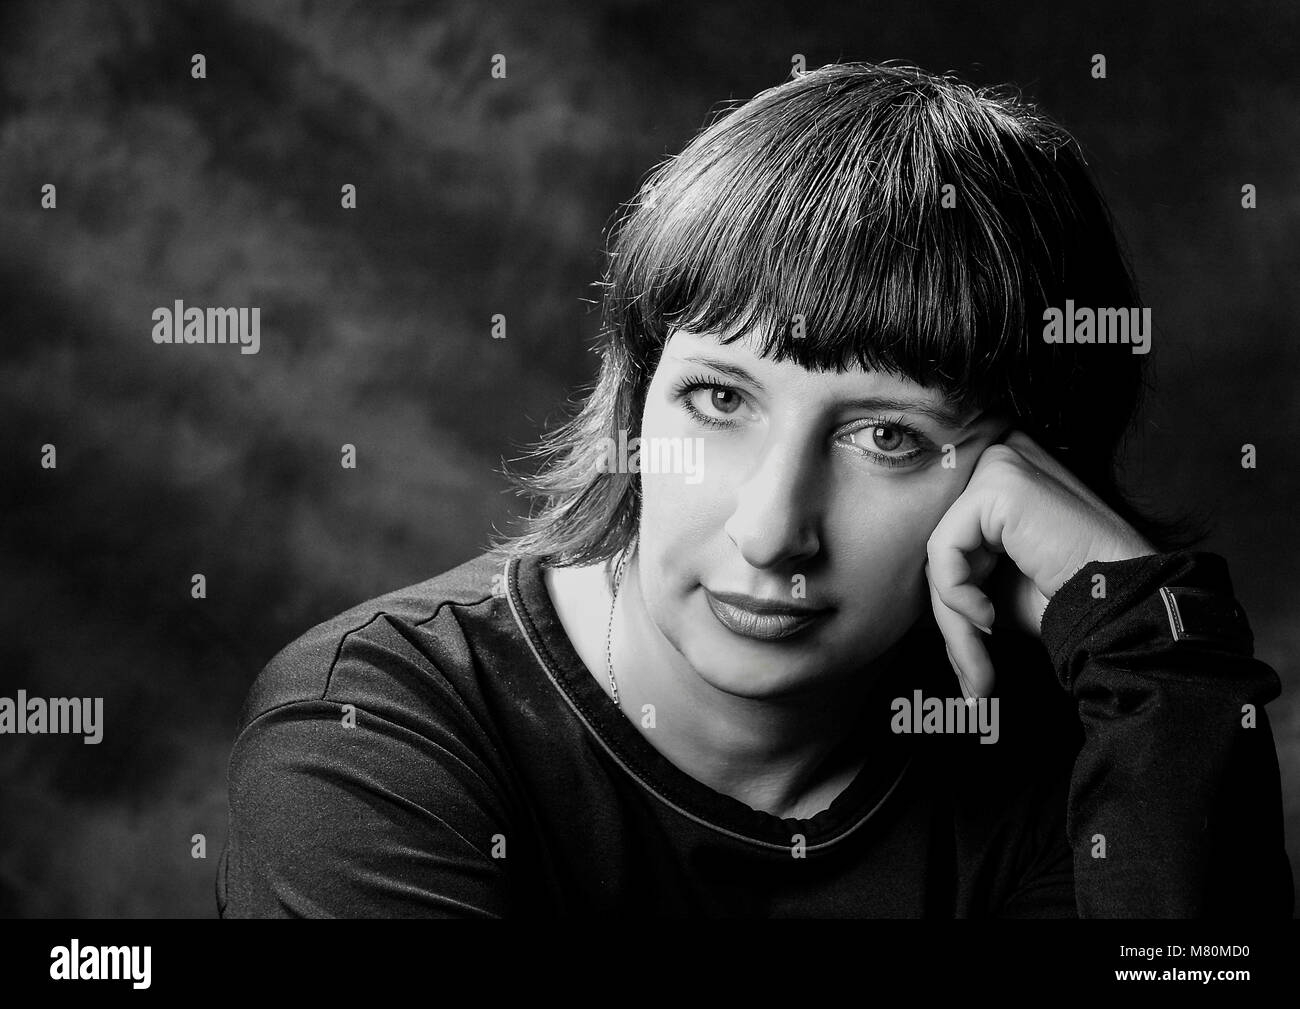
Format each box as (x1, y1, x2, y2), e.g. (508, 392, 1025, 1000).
(608, 63, 1129, 422)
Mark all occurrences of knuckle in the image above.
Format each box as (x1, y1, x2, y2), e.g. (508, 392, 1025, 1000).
(980, 444, 1042, 488)
(978, 443, 1020, 467)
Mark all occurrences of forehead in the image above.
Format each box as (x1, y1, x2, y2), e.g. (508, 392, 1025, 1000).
(660, 328, 978, 428)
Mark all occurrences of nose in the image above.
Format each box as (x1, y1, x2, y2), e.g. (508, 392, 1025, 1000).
(723, 429, 823, 569)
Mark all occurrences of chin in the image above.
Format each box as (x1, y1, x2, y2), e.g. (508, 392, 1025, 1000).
(677, 616, 845, 699)
(687, 652, 825, 699)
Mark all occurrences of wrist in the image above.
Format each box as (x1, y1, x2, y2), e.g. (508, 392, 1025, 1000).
(1046, 536, 1157, 608)
(1091, 534, 1158, 565)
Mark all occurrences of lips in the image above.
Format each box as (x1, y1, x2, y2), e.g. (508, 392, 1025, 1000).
(704, 589, 830, 641)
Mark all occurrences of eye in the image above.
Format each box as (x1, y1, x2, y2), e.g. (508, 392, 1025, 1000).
(698, 386, 743, 415)
(839, 420, 930, 468)
(856, 424, 904, 453)
(671, 375, 751, 429)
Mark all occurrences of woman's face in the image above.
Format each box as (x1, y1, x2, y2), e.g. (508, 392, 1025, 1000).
(635, 326, 1007, 699)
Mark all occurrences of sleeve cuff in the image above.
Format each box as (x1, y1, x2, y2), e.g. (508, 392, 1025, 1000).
(1038, 551, 1257, 684)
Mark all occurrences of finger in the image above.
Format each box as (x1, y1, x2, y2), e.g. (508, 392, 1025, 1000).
(945, 643, 972, 704)
(966, 545, 1002, 586)
(926, 532, 997, 631)
(926, 562, 996, 699)
(996, 429, 1103, 506)
(937, 600, 996, 699)
(926, 562, 972, 697)
(991, 430, 1152, 582)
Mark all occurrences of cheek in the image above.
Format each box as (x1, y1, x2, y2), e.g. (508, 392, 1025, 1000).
(639, 477, 713, 557)
(825, 471, 964, 580)
(635, 387, 717, 554)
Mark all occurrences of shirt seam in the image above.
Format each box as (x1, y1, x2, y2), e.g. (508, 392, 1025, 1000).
(237, 587, 499, 729)
(319, 590, 496, 701)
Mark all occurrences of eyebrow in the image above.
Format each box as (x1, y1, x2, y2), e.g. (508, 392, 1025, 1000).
(676, 354, 978, 429)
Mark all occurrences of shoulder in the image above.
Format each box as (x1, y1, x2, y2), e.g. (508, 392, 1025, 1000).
(220, 551, 527, 917)
(234, 550, 511, 734)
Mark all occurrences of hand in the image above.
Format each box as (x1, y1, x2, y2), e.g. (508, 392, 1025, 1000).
(923, 429, 1155, 700)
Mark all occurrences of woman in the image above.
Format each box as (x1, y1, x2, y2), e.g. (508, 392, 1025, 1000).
(218, 62, 1292, 917)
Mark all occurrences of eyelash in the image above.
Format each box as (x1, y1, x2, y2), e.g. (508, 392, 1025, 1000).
(670, 376, 933, 468)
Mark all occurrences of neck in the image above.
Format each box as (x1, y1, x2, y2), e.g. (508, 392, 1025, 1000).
(610, 552, 892, 819)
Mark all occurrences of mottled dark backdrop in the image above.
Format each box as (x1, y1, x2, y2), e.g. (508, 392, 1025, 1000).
(1, 0, 1296, 917)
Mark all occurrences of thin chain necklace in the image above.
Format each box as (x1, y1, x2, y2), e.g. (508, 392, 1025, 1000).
(604, 538, 636, 708)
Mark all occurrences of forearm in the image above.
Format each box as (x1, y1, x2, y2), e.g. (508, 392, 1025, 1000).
(1039, 551, 1293, 917)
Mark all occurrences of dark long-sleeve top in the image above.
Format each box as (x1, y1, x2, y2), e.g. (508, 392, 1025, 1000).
(216, 549, 1293, 917)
